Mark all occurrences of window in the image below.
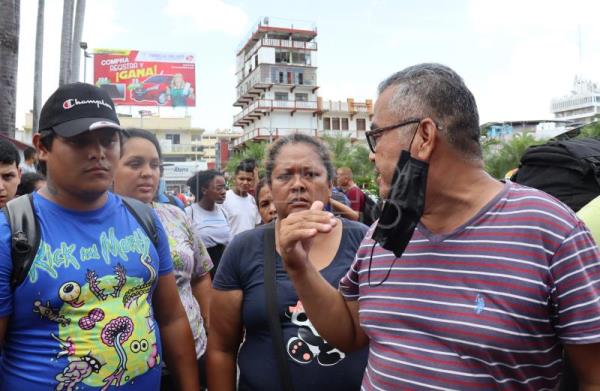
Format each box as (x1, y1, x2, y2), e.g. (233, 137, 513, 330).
(323, 118, 331, 130)
(356, 118, 366, 131)
(278, 72, 284, 83)
(191, 134, 202, 141)
(165, 134, 180, 144)
(287, 72, 292, 84)
(275, 92, 288, 101)
(291, 52, 308, 65)
(298, 72, 304, 85)
(295, 93, 308, 101)
(254, 55, 258, 67)
(275, 51, 290, 63)
(341, 118, 349, 130)
(332, 118, 340, 130)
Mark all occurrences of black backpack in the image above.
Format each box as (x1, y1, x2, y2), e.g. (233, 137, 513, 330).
(513, 137, 600, 212)
(2, 194, 158, 289)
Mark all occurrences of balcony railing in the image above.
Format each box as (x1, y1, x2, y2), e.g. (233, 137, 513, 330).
(233, 127, 318, 147)
(237, 64, 317, 97)
(318, 100, 372, 114)
(243, 37, 317, 62)
(161, 143, 204, 154)
(234, 99, 318, 125)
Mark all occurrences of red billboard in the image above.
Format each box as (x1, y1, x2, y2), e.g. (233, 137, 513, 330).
(93, 49, 196, 107)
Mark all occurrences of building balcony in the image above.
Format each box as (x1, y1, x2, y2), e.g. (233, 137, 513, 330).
(234, 99, 318, 127)
(233, 127, 318, 148)
(161, 143, 205, 155)
(235, 64, 318, 106)
(237, 17, 317, 56)
(317, 98, 373, 118)
(241, 37, 317, 63)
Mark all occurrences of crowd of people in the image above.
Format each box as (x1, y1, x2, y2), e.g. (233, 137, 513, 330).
(0, 62, 598, 391)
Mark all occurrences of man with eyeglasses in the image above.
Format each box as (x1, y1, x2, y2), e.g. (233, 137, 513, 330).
(279, 63, 600, 390)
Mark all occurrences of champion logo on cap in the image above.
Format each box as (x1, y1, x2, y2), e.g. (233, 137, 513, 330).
(62, 98, 113, 111)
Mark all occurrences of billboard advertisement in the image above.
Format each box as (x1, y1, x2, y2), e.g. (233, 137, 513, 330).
(93, 49, 196, 107)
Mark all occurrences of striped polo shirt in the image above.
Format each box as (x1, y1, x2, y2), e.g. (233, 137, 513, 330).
(339, 182, 600, 390)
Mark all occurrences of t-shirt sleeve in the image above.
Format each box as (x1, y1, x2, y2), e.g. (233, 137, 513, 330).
(186, 212, 213, 278)
(153, 211, 174, 276)
(212, 232, 246, 291)
(339, 255, 361, 301)
(0, 214, 13, 317)
(549, 221, 600, 344)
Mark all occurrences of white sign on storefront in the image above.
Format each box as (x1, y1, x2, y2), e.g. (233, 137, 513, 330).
(163, 161, 207, 181)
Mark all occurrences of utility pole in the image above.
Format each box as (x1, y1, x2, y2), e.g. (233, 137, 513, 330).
(59, 0, 74, 86)
(70, 0, 85, 82)
(33, 0, 44, 133)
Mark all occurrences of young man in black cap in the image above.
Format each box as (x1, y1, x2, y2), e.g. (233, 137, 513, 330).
(0, 83, 199, 390)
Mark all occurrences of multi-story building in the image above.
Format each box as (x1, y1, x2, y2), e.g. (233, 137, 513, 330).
(233, 18, 320, 148)
(551, 76, 600, 124)
(233, 18, 373, 149)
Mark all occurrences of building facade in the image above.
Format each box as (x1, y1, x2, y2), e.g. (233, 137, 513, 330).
(551, 76, 600, 124)
(233, 18, 373, 149)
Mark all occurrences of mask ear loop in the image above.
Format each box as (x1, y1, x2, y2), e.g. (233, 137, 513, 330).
(367, 241, 399, 287)
(368, 123, 419, 288)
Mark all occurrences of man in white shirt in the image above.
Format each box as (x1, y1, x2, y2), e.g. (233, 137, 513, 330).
(222, 161, 260, 236)
(19, 147, 38, 174)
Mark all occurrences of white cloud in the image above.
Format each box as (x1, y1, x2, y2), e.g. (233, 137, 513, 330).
(467, 0, 600, 122)
(164, 0, 249, 36)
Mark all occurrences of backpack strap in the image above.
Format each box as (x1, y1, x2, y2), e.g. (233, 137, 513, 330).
(120, 196, 159, 248)
(3, 194, 40, 289)
(263, 223, 295, 391)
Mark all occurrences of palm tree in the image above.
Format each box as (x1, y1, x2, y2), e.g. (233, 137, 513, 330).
(59, 0, 74, 86)
(33, 0, 44, 133)
(0, 0, 20, 138)
(70, 0, 86, 83)
(484, 134, 542, 179)
(225, 141, 267, 177)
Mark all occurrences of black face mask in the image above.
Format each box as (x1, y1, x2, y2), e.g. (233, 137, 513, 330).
(371, 149, 428, 258)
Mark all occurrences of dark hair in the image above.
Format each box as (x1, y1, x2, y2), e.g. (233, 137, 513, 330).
(16, 172, 46, 196)
(265, 134, 334, 185)
(235, 159, 255, 175)
(23, 146, 36, 161)
(187, 169, 223, 200)
(254, 177, 269, 204)
(378, 63, 482, 159)
(122, 128, 162, 161)
(0, 139, 20, 166)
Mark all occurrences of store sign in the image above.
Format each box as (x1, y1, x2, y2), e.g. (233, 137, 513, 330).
(93, 49, 196, 107)
(162, 161, 207, 181)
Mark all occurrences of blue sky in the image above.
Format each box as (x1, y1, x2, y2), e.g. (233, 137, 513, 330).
(16, 0, 600, 132)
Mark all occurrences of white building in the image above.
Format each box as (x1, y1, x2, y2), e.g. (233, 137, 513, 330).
(233, 18, 372, 149)
(551, 76, 600, 124)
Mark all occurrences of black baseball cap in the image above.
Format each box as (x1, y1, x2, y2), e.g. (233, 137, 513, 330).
(38, 82, 123, 137)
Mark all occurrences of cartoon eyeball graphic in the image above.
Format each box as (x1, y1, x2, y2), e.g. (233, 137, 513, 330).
(130, 339, 149, 353)
(130, 340, 141, 353)
(59, 282, 81, 303)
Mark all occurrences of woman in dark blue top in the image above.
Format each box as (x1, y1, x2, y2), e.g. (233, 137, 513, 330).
(207, 134, 368, 391)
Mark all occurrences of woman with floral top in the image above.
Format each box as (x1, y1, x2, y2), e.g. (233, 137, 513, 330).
(113, 128, 212, 390)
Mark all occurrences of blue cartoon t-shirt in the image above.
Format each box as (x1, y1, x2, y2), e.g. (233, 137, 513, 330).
(0, 192, 173, 390)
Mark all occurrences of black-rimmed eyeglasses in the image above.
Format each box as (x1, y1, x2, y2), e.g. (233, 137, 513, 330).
(365, 118, 422, 153)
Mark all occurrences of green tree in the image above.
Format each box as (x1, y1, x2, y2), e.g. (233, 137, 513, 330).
(322, 136, 377, 193)
(225, 141, 267, 177)
(578, 120, 600, 139)
(484, 133, 542, 179)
